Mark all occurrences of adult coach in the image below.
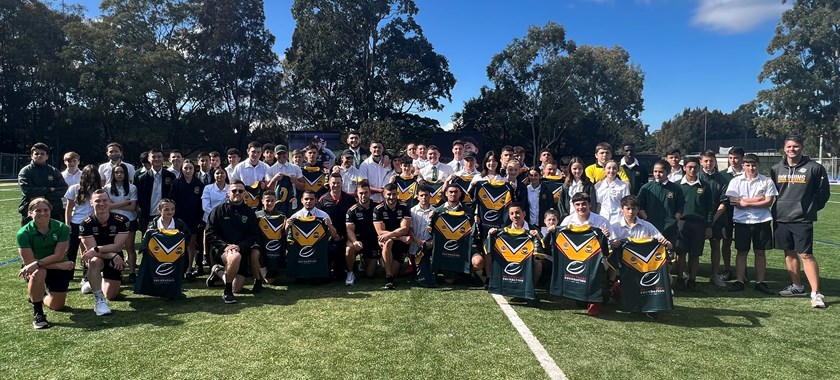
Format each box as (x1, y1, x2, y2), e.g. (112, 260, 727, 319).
(770, 136, 830, 308)
(17, 198, 75, 329)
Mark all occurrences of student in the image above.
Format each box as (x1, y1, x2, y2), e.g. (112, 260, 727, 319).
(716, 146, 745, 282)
(18, 143, 68, 224)
(595, 160, 629, 225)
(413, 144, 429, 171)
(168, 149, 184, 179)
(619, 142, 649, 196)
(359, 140, 390, 202)
(447, 140, 466, 172)
(666, 148, 684, 183)
(291, 149, 304, 166)
(265, 144, 304, 214)
(558, 157, 598, 220)
(225, 148, 241, 179)
(771, 136, 830, 307)
(170, 160, 204, 280)
(585, 142, 630, 183)
(525, 168, 542, 227)
(462, 137, 480, 156)
(418, 145, 455, 183)
(64, 164, 102, 276)
(98, 142, 137, 185)
(136, 148, 176, 232)
(699, 150, 733, 288)
(103, 164, 139, 283)
(231, 142, 270, 188)
(262, 143, 277, 167)
(638, 159, 683, 246)
(676, 157, 714, 291)
(346, 130, 367, 168)
(254, 191, 286, 286)
(470, 150, 505, 189)
(725, 154, 777, 293)
(208, 151, 223, 172)
(197, 152, 213, 184)
(61, 151, 82, 189)
(17, 198, 75, 329)
(486, 202, 542, 306)
(538, 149, 554, 171)
(79, 190, 131, 315)
(333, 149, 362, 196)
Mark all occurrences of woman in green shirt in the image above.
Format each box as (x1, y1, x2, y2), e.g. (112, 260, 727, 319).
(17, 198, 75, 329)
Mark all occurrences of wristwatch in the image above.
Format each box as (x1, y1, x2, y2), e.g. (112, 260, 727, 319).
(93, 246, 101, 253)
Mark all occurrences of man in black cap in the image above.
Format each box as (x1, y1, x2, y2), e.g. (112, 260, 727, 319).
(333, 149, 363, 196)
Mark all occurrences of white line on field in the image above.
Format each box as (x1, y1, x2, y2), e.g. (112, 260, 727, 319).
(0, 198, 18, 202)
(827, 201, 840, 204)
(492, 294, 568, 380)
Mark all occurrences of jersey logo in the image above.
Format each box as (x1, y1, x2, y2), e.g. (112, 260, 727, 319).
(148, 233, 186, 263)
(621, 239, 668, 273)
(493, 232, 534, 263)
(290, 220, 327, 246)
(259, 216, 286, 240)
(554, 230, 602, 262)
(433, 212, 472, 240)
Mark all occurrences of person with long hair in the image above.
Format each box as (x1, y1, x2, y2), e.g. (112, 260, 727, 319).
(64, 164, 102, 290)
(469, 150, 504, 191)
(558, 157, 598, 220)
(104, 163, 139, 283)
(170, 160, 204, 279)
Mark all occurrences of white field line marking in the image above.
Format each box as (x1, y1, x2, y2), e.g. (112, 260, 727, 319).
(492, 294, 568, 380)
(0, 198, 18, 202)
(827, 200, 840, 204)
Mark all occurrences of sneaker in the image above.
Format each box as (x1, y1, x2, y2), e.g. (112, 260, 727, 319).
(718, 270, 734, 281)
(755, 282, 774, 295)
(587, 303, 601, 317)
(728, 281, 745, 292)
(811, 293, 826, 308)
(185, 271, 197, 282)
(779, 284, 807, 297)
(345, 272, 356, 286)
(80, 279, 92, 294)
(384, 276, 395, 290)
(252, 280, 263, 293)
(94, 298, 112, 316)
(222, 292, 237, 304)
(644, 312, 658, 320)
(206, 264, 223, 288)
(710, 274, 726, 288)
(194, 265, 205, 276)
(33, 313, 51, 329)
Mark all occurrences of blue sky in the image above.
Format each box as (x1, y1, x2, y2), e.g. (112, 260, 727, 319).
(71, 0, 790, 132)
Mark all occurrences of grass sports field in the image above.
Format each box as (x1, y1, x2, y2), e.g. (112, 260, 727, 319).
(0, 181, 838, 379)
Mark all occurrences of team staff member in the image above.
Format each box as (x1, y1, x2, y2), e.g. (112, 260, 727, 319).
(136, 148, 176, 231)
(205, 181, 260, 304)
(359, 140, 390, 202)
(17, 198, 75, 329)
(317, 174, 356, 280)
(771, 136, 831, 308)
(346, 130, 367, 168)
(345, 182, 380, 283)
(79, 190, 131, 316)
(373, 183, 412, 290)
(19, 143, 68, 224)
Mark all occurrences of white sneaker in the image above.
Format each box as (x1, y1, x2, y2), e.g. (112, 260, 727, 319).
(779, 284, 807, 297)
(94, 298, 112, 316)
(80, 280, 92, 294)
(811, 293, 826, 308)
(710, 275, 726, 288)
(345, 272, 356, 286)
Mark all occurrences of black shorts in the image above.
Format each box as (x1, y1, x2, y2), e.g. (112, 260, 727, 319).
(37, 268, 72, 293)
(710, 217, 732, 240)
(774, 222, 814, 254)
(384, 241, 410, 262)
(214, 248, 253, 277)
(102, 253, 125, 281)
(734, 222, 773, 251)
(677, 219, 706, 257)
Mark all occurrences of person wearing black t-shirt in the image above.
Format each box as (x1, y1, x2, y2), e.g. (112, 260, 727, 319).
(345, 182, 379, 284)
(317, 173, 355, 281)
(79, 190, 130, 316)
(373, 183, 412, 289)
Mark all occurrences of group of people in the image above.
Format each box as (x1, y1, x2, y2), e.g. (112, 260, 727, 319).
(15, 132, 830, 329)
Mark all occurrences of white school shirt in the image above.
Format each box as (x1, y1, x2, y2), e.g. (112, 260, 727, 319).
(725, 173, 778, 224)
(595, 178, 629, 225)
(201, 183, 229, 222)
(103, 183, 138, 221)
(231, 160, 270, 186)
(359, 157, 390, 202)
(98, 161, 137, 184)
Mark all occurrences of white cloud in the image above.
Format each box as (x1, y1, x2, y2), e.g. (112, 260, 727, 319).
(692, 0, 790, 33)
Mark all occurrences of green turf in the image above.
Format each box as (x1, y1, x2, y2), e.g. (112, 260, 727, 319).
(1, 187, 839, 379)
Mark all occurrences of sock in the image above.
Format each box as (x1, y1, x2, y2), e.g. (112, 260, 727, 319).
(811, 291, 818, 298)
(33, 301, 44, 316)
(93, 290, 104, 300)
(224, 282, 233, 294)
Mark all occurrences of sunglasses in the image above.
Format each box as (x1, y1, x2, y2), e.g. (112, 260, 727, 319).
(231, 189, 245, 194)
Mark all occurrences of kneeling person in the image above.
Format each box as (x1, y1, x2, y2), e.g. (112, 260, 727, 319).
(79, 190, 131, 316)
(373, 183, 412, 289)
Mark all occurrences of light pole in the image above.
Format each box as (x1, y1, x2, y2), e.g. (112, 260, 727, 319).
(703, 110, 708, 152)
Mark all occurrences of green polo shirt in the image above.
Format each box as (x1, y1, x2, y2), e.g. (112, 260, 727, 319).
(16, 219, 70, 260)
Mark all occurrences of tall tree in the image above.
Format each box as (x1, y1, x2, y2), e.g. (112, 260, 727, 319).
(654, 105, 759, 155)
(283, 0, 455, 144)
(187, 0, 282, 150)
(756, 0, 840, 155)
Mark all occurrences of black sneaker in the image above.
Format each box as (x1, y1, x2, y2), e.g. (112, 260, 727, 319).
(728, 281, 745, 292)
(754, 282, 774, 295)
(194, 265, 205, 276)
(644, 312, 658, 320)
(184, 271, 197, 282)
(686, 279, 697, 291)
(222, 292, 237, 304)
(206, 264, 223, 288)
(33, 313, 51, 329)
(252, 280, 264, 293)
(127, 273, 137, 284)
(384, 276, 395, 290)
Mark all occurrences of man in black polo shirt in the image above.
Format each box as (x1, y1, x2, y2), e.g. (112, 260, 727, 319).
(345, 182, 379, 284)
(373, 183, 412, 289)
(205, 180, 260, 304)
(317, 173, 355, 281)
(79, 189, 130, 316)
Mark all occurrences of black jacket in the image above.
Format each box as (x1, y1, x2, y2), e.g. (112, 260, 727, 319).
(136, 168, 176, 220)
(770, 156, 831, 223)
(18, 161, 68, 220)
(205, 201, 259, 255)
